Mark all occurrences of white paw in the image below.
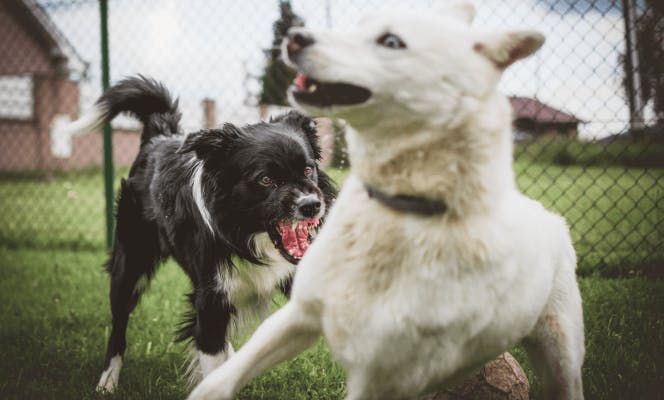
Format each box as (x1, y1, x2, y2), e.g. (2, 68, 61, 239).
(187, 369, 235, 400)
(186, 344, 235, 386)
(199, 344, 235, 377)
(187, 382, 231, 400)
(96, 355, 122, 393)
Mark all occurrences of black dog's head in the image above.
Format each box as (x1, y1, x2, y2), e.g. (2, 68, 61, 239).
(178, 111, 336, 264)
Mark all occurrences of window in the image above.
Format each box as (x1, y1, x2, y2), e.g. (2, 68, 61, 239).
(0, 75, 33, 120)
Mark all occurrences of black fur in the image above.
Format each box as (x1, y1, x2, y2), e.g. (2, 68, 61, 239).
(97, 76, 336, 376)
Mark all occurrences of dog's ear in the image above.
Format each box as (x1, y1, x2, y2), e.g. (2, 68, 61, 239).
(474, 30, 545, 69)
(177, 123, 243, 161)
(271, 111, 323, 160)
(444, 1, 475, 24)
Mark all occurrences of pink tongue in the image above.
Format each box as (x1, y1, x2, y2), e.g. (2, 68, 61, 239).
(278, 218, 319, 259)
(295, 74, 307, 90)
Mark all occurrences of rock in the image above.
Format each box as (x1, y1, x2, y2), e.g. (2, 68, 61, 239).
(422, 352, 530, 400)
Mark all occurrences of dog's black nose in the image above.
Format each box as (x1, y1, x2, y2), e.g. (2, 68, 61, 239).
(297, 197, 321, 218)
(287, 29, 315, 58)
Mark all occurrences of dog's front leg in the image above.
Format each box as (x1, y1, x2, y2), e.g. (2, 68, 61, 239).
(187, 300, 321, 400)
(523, 264, 585, 400)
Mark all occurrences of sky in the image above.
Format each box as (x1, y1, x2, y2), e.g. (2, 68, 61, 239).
(40, 0, 655, 139)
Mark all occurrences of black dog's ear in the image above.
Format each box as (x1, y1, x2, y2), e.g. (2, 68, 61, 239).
(177, 123, 243, 161)
(271, 111, 322, 160)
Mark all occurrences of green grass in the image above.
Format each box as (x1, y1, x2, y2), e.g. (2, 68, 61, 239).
(0, 167, 132, 251)
(514, 136, 664, 169)
(0, 248, 346, 400)
(2, 163, 660, 276)
(0, 161, 662, 398)
(513, 162, 663, 277)
(0, 247, 662, 399)
(510, 277, 664, 399)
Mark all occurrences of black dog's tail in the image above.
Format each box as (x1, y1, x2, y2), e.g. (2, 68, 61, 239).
(59, 75, 181, 146)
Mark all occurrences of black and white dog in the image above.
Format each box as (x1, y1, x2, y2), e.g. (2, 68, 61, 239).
(61, 76, 336, 392)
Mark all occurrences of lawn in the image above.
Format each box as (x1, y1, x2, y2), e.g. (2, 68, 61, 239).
(0, 163, 662, 399)
(0, 163, 661, 276)
(0, 247, 662, 399)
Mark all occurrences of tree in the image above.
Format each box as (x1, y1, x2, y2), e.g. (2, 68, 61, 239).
(621, 0, 664, 126)
(259, 1, 304, 106)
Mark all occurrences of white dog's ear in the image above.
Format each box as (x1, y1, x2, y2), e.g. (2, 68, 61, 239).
(474, 30, 545, 69)
(445, 1, 476, 24)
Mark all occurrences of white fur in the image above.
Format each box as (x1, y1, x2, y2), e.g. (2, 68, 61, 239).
(96, 355, 122, 393)
(56, 104, 108, 138)
(186, 233, 295, 384)
(184, 233, 294, 387)
(189, 3, 584, 400)
(199, 348, 235, 377)
(191, 159, 215, 235)
(186, 346, 236, 386)
(219, 233, 296, 309)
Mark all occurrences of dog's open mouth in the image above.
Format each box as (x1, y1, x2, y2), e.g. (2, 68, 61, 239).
(268, 218, 321, 263)
(290, 73, 372, 108)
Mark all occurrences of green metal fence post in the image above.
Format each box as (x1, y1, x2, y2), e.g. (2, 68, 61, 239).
(99, 0, 114, 249)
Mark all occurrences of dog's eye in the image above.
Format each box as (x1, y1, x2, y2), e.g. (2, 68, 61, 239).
(377, 33, 406, 49)
(304, 167, 313, 177)
(259, 176, 273, 186)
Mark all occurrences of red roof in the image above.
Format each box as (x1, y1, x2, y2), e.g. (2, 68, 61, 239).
(509, 96, 582, 124)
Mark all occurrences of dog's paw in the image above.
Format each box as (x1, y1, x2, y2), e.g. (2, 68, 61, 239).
(186, 372, 235, 400)
(96, 356, 122, 394)
(96, 372, 118, 394)
(186, 384, 232, 400)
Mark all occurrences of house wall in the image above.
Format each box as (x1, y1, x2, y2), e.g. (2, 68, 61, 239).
(0, 2, 142, 172)
(0, 120, 40, 170)
(0, 73, 141, 171)
(514, 119, 578, 139)
(0, 2, 52, 76)
(64, 129, 141, 170)
(32, 75, 79, 168)
(539, 123, 578, 138)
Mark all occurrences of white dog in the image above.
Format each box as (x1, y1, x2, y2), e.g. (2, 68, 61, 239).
(188, 2, 584, 399)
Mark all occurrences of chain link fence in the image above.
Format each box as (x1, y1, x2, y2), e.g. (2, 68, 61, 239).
(0, 0, 662, 277)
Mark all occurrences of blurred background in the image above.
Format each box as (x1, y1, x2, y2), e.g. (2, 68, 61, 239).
(0, 1, 662, 399)
(0, 0, 661, 275)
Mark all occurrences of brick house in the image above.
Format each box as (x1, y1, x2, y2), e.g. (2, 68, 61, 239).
(0, 0, 141, 172)
(509, 96, 583, 140)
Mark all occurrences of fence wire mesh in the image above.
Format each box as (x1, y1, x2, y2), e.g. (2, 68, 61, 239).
(0, 0, 662, 277)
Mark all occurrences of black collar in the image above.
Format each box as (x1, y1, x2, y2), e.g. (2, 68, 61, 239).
(365, 185, 447, 216)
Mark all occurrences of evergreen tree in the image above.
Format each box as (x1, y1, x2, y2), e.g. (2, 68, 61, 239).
(259, 1, 304, 106)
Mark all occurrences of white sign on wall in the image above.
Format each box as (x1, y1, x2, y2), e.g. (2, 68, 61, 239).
(50, 114, 74, 158)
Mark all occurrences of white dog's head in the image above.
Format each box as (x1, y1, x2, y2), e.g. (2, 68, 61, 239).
(283, 1, 544, 132)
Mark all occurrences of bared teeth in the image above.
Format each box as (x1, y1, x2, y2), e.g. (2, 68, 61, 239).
(275, 218, 322, 261)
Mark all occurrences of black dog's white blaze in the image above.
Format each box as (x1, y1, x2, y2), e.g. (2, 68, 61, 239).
(75, 76, 336, 391)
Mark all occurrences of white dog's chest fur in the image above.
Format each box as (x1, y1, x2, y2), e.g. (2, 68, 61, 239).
(293, 176, 571, 396)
